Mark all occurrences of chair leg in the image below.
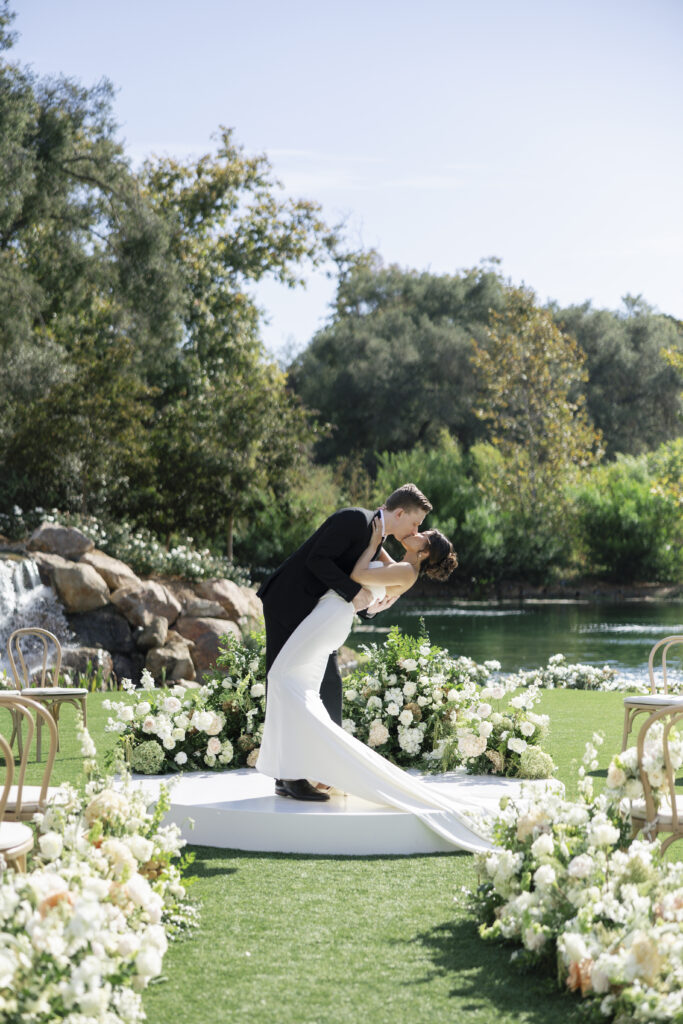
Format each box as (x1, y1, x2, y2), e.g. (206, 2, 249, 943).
(81, 697, 88, 727)
(8, 852, 28, 872)
(52, 702, 61, 753)
(621, 710, 630, 750)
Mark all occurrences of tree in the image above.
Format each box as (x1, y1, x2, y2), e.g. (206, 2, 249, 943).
(553, 298, 683, 457)
(289, 255, 505, 466)
(138, 132, 340, 556)
(471, 286, 602, 580)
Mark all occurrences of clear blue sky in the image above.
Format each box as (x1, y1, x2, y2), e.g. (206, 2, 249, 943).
(10, 0, 683, 356)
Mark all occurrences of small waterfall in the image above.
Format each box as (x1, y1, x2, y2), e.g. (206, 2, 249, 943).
(0, 555, 73, 679)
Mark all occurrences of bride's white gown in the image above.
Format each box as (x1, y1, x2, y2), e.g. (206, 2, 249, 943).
(257, 570, 496, 854)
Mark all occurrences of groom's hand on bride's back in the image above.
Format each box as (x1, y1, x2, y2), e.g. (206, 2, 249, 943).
(352, 587, 374, 612)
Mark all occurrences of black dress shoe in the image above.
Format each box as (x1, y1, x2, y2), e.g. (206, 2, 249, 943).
(276, 778, 330, 801)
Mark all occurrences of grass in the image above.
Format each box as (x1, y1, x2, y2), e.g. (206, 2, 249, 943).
(6, 689, 680, 1024)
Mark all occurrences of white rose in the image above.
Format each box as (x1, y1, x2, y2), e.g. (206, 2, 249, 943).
(606, 762, 627, 789)
(399, 709, 414, 726)
(531, 833, 554, 858)
(250, 683, 265, 698)
(175, 751, 188, 765)
(478, 720, 493, 738)
(567, 854, 594, 879)
(400, 659, 417, 672)
(172, 727, 186, 741)
(533, 864, 556, 889)
(520, 720, 536, 737)
(523, 925, 547, 952)
(588, 820, 620, 847)
(342, 719, 357, 735)
(38, 832, 63, 861)
(162, 736, 176, 750)
(136, 947, 163, 979)
(345, 689, 359, 701)
(162, 696, 182, 715)
(118, 706, 134, 723)
(624, 778, 644, 800)
(368, 720, 390, 747)
(507, 737, 527, 754)
(207, 736, 222, 755)
(126, 834, 154, 863)
(477, 703, 492, 719)
(386, 702, 400, 716)
(403, 681, 417, 697)
(562, 932, 589, 964)
(142, 716, 156, 734)
(136, 701, 152, 717)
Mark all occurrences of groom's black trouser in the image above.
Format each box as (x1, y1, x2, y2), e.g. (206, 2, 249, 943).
(262, 608, 343, 729)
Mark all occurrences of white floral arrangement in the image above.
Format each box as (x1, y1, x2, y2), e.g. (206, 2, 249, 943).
(468, 735, 683, 1021)
(605, 719, 683, 815)
(505, 653, 626, 691)
(440, 681, 555, 778)
(106, 636, 267, 773)
(0, 718, 196, 1023)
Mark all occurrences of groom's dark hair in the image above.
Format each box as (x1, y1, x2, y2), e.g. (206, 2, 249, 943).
(384, 483, 432, 514)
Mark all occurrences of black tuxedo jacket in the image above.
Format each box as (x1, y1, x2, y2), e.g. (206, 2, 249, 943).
(257, 507, 379, 634)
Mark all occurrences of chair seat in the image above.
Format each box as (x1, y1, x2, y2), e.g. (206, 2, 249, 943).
(0, 820, 33, 850)
(623, 694, 683, 707)
(20, 688, 88, 697)
(4, 784, 64, 808)
(631, 795, 683, 824)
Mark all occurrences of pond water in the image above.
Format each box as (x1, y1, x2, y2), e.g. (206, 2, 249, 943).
(349, 599, 683, 686)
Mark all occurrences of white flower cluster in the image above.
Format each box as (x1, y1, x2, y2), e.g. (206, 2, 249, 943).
(0, 722, 196, 1023)
(472, 735, 683, 1021)
(606, 721, 683, 811)
(505, 653, 628, 692)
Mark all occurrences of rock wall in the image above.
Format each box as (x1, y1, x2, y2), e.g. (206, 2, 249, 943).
(26, 523, 263, 686)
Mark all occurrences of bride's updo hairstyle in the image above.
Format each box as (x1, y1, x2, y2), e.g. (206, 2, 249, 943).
(420, 530, 458, 582)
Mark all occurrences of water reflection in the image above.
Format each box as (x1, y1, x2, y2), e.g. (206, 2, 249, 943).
(350, 600, 683, 684)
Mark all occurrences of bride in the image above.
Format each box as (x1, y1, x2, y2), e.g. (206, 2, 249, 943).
(257, 518, 496, 853)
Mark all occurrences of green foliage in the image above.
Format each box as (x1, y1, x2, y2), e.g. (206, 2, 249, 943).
(574, 443, 683, 582)
(555, 296, 683, 457)
(471, 286, 602, 581)
(289, 254, 505, 466)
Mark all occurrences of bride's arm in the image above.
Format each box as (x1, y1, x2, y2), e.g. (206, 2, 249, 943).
(351, 519, 415, 594)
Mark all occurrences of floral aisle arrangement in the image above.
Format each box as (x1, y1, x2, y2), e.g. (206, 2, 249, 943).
(340, 625, 496, 766)
(105, 636, 267, 774)
(605, 719, 683, 815)
(340, 626, 553, 778)
(440, 682, 555, 779)
(0, 719, 196, 1024)
(469, 735, 683, 1022)
(504, 653, 625, 692)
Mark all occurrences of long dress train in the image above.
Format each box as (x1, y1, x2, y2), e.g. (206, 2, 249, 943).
(256, 588, 496, 854)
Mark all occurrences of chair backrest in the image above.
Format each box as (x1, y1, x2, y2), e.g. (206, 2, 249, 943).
(636, 704, 683, 831)
(647, 636, 683, 694)
(0, 693, 58, 817)
(7, 628, 62, 691)
(0, 732, 14, 822)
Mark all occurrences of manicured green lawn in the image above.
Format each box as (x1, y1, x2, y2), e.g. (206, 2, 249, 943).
(8, 689, 679, 1024)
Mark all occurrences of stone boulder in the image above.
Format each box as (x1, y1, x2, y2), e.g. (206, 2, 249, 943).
(60, 646, 114, 684)
(183, 598, 229, 620)
(52, 563, 110, 613)
(175, 615, 241, 675)
(30, 551, 73, 587)
(145, 631, 196, 681)
(27, 523, 94, 561)
(67, 605, 136, 654)
(241, 586, 263, 624)
(79, 549, 141, 591)
(194, 578, 251, 622)
(135, 615, 169, 651)
(110, 580, 182, 628)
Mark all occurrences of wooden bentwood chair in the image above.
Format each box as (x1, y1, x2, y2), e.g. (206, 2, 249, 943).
(629, 703, 683, 853)
(0, 694, 59, 870)
(7, 627, 88, 762)
(622, 636, 683, 749)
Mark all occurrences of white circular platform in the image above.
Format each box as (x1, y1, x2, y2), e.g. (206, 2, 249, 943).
(127, 768, 561, 855)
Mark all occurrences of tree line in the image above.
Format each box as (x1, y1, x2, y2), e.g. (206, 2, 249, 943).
(1, 3, 682, 585)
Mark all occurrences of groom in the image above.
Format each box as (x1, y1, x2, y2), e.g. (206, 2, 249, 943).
(257, 483, 433, 800)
